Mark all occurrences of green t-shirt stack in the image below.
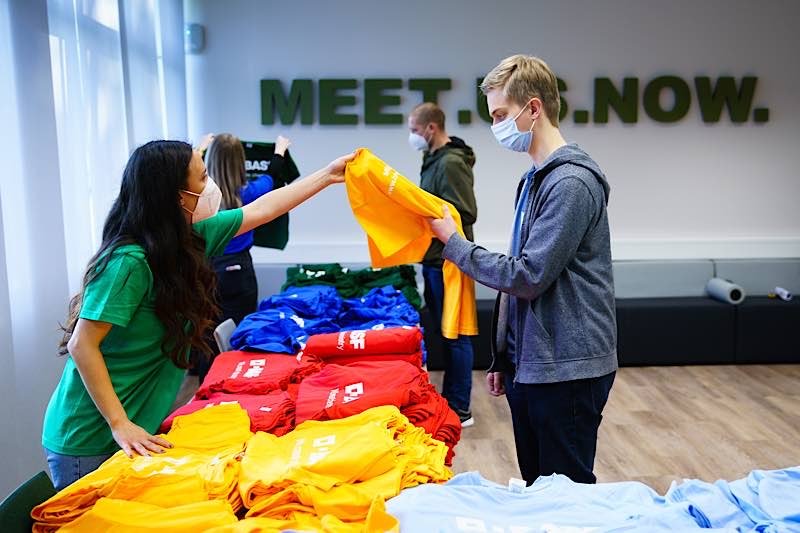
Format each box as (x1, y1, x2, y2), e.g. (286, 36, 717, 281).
(42, 208, 243, 456)
(282, 263, 422, 309)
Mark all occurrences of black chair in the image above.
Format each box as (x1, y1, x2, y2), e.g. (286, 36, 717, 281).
(0, 471, 56, 533)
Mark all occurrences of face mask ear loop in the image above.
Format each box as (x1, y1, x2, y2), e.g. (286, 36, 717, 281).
(517, 98, 536, 129)
(179, 190, 196, 216)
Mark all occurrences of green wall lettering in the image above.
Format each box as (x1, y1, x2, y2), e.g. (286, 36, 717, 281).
(364, 79, 403, 124)
(594, 77, 638, 123)
(408, 78, 452, 104)
(319, 79, 359, 125)
(259, 76, 767, 126)
(476, 77, 491, 123)
(643, 76, 691, 122)
(260, 79, 313, 125)
(753, 108, 769, 123)
(695, 76, 758, 123)
(557, 77, 568, 122)
(573, 110, 590, 124)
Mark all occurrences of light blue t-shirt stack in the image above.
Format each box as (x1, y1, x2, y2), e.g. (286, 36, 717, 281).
(385, 468, 800, 532)
(666, 467, 800, 532)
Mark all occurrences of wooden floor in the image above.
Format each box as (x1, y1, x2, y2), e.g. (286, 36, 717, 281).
(439, 365, 800, 493)
(175, 365, 800, 494)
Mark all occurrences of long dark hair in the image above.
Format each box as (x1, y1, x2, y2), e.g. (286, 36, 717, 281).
(204, 133, 246, 209)
(59, 140, 218, 368)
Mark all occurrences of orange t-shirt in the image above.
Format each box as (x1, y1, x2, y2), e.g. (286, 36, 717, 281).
(344, 148, 478, 339)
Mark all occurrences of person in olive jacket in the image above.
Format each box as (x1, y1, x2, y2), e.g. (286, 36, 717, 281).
(407, 102, 478, 427)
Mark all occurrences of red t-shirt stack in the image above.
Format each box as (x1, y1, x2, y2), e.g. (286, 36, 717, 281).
(400, 383, 462, 465)
(194, 351, 322, 399)
(300, 326, 423, 368)
(294, 359, 461, 465)
(294, 360, 429, 424)
(159, 391, 295, 436)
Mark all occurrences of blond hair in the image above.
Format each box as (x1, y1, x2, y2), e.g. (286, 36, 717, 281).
(480, 54, 560, 126)
(204, 133, 246, 209)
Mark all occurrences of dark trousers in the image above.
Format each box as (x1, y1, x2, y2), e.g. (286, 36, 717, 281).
(504, 370, 615, 484)
(212, 249, 259, 325)
(194, 249, 259, 383)
(422, 265, 474, 412)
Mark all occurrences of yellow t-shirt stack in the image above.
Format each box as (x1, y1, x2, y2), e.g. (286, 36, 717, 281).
(32, 403, 252, 532)
(344, 148, 478, 339)
(204, 499, 397, 533)
(224, 405, 452, 532)
(58, 498, 237, 533)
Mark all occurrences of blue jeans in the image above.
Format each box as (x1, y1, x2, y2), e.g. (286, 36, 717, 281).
(44, 448, 113, 490)
(504, 371, 615, 484)
(422, 265, 474, 412)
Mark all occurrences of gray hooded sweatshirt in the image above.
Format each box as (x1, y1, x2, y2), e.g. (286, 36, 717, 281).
(442, 143, 617, 384)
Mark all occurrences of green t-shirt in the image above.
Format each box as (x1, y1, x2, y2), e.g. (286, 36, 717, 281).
(42, 208, 243, 456)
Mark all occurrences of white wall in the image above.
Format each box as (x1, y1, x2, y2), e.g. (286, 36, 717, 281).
(185, 0, 800, 262)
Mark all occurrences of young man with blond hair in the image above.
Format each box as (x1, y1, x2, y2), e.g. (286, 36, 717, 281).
(429, 55, 617, 484)
(408, 102, 478, 427)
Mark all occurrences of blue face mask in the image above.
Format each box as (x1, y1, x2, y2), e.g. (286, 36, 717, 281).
(491, 100, 535, 152)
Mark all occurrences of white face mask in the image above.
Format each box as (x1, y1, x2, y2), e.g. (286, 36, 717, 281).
(491, 100, 535, 152)
(408, 131, 429, 151)
(181, 176, 222, 223)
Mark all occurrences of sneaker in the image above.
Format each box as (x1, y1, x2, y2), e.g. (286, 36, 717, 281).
(454, 408, 474, 428)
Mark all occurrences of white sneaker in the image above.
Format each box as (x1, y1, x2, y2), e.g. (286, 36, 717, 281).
(455, 408, 474, 428)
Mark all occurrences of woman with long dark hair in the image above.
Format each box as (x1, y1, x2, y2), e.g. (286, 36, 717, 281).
(41, 140, 352, 489)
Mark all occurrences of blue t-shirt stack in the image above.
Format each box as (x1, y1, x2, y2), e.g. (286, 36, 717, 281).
(230, 285, 420, 354)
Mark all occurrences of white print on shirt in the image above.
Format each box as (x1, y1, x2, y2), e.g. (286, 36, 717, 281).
(245, 359, 267, 379)
(455, 517, 539, 533)
(308, 435, 336, 465)
(245, 160, 270, 172)
(202, 401, 239, 409)
(349, 330, 366, 350)
(325, 388, 339, 408)
(343, 382, 364, 403)
(333, 328, 373, 350)
(383, 165, 399, 195)
(230, 361, 245, 379)
(131, 456, 191, 472)
(325, 382, 364, 408)
(336, 331, 346, 351)
(230, 359, 267, 379)
(289, 438, 305, 466)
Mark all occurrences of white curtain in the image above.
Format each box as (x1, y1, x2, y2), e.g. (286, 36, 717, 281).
(0, 0, 187, 494)
(46, 0, 187, 292)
